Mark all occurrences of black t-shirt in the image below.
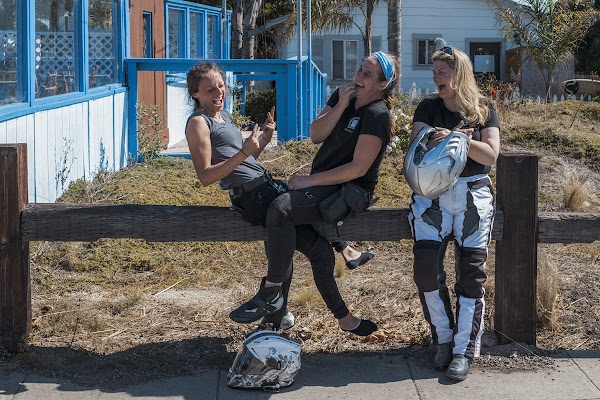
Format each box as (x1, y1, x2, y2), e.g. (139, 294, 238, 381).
(412, 96, 500, 176)
(311, 90, 391, 191)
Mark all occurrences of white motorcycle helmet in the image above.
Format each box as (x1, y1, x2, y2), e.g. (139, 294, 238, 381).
(227, 330, 302, 392)
(403, 125, 470, 199)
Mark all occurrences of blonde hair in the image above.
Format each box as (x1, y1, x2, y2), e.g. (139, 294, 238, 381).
(431, 47, 490, 126)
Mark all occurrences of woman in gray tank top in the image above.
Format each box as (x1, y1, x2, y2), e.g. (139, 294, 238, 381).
(184, 62, 373, 330)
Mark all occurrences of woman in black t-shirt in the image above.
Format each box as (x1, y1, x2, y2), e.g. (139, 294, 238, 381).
(184, 62, 373, 330)
(230, 52, 400, 337)
(409, 44, 500, 381)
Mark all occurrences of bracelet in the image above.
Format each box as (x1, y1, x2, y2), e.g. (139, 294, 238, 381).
(240, 149, 249, 157)
(260, 135, 270, 144)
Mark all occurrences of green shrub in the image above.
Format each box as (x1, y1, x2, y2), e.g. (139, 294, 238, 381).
(245, 89, 276, 123)
(387, 93, 416, 155)
(231, 111, 252, 130)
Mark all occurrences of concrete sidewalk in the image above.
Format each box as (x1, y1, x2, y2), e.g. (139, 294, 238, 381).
(1, 350, 599, 400)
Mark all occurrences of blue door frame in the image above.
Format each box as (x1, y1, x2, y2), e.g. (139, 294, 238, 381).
(124, 58, 327, 160)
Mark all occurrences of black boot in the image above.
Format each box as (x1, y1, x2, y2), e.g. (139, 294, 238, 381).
(446, 354, 471, 381)
(229, 277, 284, 324)
(434, 342, 453, 369)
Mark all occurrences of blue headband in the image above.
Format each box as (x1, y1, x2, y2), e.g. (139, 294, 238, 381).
(372, 51, 394, 88)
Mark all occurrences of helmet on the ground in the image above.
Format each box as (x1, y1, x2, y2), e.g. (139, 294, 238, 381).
(403, 125, 470, 199)
(227, 330, 302, 392)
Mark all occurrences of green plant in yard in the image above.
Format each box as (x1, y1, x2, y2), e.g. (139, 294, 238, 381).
(231, 110, 252, 130)
(386, 93, 415, 156)
(136, 102, 165, 159)
(245, 89, 276, 123)
(56, 138, 76, 193)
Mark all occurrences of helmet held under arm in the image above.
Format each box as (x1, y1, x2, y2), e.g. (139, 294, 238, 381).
(403, 125, 470, 199)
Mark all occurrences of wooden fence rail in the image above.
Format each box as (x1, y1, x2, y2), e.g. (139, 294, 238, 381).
(1, 144, 600, 353)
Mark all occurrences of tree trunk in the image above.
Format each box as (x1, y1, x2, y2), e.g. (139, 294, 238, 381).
(242, 0, 263, 59)
(231, 0, 243, 59)
(387, 0, 401, 93)
(364, 0, 375, 56)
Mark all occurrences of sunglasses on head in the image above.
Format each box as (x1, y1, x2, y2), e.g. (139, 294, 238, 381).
(441, 46, 453, 56)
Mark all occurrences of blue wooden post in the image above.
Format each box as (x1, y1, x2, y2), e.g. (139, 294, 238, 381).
(275, 73, 286, 143)
(282, 62, 298, 141)
(126, 61, 139, 162)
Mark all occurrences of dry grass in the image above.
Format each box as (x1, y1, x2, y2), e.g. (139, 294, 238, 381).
(499, 101, 600, 173)
(537, 253, 559, 330)
(561, 168, 588, 211)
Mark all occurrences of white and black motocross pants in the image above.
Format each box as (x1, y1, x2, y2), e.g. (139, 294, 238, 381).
(408, 174, 494, 359)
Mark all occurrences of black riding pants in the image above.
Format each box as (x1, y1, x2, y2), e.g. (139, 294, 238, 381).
(265, 185, 351, 319)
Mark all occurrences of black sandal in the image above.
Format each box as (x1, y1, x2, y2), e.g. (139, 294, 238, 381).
(345, 251, 374, 269)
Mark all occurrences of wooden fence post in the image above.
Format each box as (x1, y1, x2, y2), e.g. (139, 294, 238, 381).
(494, 153, 538, 345)
(0, 144, 30, 353)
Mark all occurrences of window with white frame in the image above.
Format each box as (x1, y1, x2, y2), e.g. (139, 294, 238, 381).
(332, 40, 358, 80)
(416, 38, 438, 66)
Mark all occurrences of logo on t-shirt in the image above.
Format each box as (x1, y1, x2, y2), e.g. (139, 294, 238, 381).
(345, 117, 360, 133)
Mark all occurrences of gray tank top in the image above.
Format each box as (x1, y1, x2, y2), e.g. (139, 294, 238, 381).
(186, 110, 266, 189)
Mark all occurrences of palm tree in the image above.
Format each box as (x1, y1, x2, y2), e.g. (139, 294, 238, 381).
(491, 0, 599, 99)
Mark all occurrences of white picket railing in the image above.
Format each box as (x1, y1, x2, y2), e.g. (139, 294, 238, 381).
(326, 83, 595, 104)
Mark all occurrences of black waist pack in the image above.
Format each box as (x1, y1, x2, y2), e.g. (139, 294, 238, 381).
(318, 182, 378, 226)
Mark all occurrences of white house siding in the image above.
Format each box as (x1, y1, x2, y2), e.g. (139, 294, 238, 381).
(0, 92, 128, 203)
(166, 77, 193, 148)
(281, 1, 504, 94)
(281, 3, 389, 87)
(401, 0, 504, 93)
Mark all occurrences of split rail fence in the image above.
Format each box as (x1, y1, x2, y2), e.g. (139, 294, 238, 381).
(1, 144, 599, 353)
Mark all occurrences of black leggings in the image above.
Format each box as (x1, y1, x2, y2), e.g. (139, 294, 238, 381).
(231, 180, 349, 319)
(265, 185, 351, 319)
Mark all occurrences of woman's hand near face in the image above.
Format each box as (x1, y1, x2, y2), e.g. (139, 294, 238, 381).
(337, 82, 357, 108)
(310, 84, 356, 144)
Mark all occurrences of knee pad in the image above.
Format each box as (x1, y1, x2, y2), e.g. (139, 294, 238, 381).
(455, 247, 488, 298)
(413, 240, 446, 292)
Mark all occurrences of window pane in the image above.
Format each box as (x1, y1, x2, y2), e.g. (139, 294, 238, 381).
(168, 9, 183, 58)
(332, 40, 343, 79)
(0, 0, 19, 105)
(345, 41, 357, 80)
(35, 0, 76, 98)
(427, 40, 436, 64)
(207, 14, 217, 58)
(143, 12, 152, 58)
(418, 40, 426, 65)
(89, 0, 118, 88)
(189, 12, 200, 59)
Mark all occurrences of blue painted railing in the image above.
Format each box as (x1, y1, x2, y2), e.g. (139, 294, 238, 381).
(124, 58, 327, 160)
